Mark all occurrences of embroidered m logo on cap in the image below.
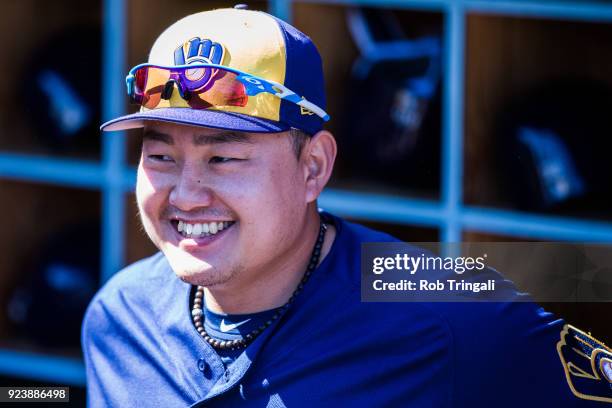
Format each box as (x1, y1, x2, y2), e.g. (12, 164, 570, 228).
(174, 37, 226, 66)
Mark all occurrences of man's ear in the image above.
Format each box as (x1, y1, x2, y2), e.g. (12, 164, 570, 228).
(302, 130, 337, 203)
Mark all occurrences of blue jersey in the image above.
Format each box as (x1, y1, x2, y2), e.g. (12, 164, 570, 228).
(82, 214, 605, 406)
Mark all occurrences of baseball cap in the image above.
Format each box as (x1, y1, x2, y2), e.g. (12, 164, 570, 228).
(101, 6, 327, 135)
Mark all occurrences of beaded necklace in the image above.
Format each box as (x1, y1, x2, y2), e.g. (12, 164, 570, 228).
(191, 220, 327, 351)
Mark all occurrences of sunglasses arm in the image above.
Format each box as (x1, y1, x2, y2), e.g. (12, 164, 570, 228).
(266, 80, 330, 122)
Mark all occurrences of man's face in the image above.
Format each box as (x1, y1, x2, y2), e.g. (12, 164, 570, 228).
(136, 122, 310, 287)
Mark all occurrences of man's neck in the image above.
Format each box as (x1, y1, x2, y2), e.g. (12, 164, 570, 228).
(204, 212, 336, 315)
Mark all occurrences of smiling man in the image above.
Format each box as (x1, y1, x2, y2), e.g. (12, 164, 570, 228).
(82, 6, 607, 408)
(136, 122, 335, 314)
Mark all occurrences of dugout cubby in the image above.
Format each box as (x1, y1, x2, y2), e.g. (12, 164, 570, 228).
(0, 181, 100, 355)
(0, 0, 103, 388)
(0, 0, 102, 160)
(464, 14, 612, 220)
(293, 3, 444, 200)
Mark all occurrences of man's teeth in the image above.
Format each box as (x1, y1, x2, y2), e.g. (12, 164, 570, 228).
(177, 221, 232, 237)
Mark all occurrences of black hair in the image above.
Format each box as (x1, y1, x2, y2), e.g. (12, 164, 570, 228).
(289, 128, 310, 159)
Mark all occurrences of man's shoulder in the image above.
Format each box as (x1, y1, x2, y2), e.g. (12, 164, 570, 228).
(81, 251, 185, 350)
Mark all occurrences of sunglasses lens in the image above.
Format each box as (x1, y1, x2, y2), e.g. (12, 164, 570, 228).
(178, 67, 248, 108)
(131, 66, 248, 110)
(134, 67, 171, 109)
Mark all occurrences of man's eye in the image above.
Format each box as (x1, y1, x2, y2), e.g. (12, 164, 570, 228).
(209, 156, 237, 164)
(149, 155, 174, 162)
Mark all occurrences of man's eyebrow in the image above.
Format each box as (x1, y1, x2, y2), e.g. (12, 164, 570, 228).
(193, 131, 253, 146)
(142, 129, 174, 145)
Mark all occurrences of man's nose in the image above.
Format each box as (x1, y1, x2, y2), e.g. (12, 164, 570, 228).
(169, 167, 214, 211)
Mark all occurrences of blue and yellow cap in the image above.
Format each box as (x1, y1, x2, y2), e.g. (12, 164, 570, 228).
(101, 6, 327, 135)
